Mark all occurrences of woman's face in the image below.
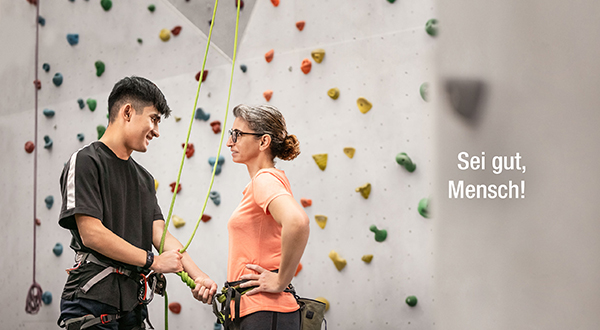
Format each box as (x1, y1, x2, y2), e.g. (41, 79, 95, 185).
(226, 117, 262, 164)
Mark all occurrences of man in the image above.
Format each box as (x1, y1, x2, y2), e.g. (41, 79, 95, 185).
(57, 76, 217, 329)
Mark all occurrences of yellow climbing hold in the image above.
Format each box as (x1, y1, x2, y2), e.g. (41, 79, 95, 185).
(356, 97, 372, 114)
(327, 88, 339, 100)
(174, 116, 182, 122)
(361, 254, 373, 263)
(159, 28, 171, 42)
(329, 250, 347, 271)
(355, 183, 371, 199)
(311, 49, 325, 63)
(172, 215, 185, 228)
(312, 154, 327, 171)
(315, 215, 327, 229)
(316, 297, 330, 312)
(154, 179, 159, 191)
(343, 147, 355, 159)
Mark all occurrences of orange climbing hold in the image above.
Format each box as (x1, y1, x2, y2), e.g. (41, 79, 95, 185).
(301, 59, 312, 74)
(296, 21, 305, 31)
(263, 90, 273, 102)
(270, 0, 279, 7)
(300, 198, 312, 207)
(295, 263, 303, 276)
(265, 49, 274, 63)
(210, 120, 222, 134)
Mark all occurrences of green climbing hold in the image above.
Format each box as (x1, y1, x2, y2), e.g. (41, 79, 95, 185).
(396, 152, 416, 172)
(148, 4, 155, 12)
(420, 82, 429, 102)
(387, 0, 396, 3)
(95, 61, 105, 77)
(101, 0, 112, 11)
(97, 125, 106, 139)
(87, 98, 97, 111)
(426, 19, 438, 36)
(418, 197, 430, 218)
(137, 38, 143, 44)
(369, 225, 387, 242)
(406, 295, 418, 307)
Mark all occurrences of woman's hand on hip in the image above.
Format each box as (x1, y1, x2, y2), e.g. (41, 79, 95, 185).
(239, 264, 287, 296)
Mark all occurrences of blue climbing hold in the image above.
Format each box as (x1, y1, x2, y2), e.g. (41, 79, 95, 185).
(53, 243, 63, 256)
(52, 73, 63, 87)
(210, 191, 221, 206)
(67, 34, 79, 46)
(208, 155, 225, 175)
(43, 135, 53, 149)
(240, 64, 247, 73)
(77, 98, 85, 109)
(42, 63, 50, 72)
(195, 108, 210, 121)
(214, 322, 223, 330)
(43, 109, 55, 118)
(45, 195, 54, 209)
(42, 291, 52, 305)
(38, 16, 45, 26)
(77, 133, 85, 142)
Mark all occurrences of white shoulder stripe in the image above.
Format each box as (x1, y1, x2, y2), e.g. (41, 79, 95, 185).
(66, 151, 79, 210)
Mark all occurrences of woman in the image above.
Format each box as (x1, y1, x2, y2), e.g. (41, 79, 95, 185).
(224, 104, 310, 329)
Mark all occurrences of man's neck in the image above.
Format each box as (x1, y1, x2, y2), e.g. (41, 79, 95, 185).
(99, 127, 132, 160)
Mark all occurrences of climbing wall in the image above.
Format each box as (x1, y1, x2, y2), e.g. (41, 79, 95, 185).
(0, 0, 436, 328)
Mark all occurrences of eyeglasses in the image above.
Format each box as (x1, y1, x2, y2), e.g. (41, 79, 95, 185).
(228, 129, 264, 143)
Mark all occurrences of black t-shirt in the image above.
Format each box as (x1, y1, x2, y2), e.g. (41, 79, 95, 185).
(58, 141, 163, 311)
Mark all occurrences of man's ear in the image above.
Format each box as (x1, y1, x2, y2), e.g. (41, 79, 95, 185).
(259, 135, 271, 151)
(122, 103, 133, 121)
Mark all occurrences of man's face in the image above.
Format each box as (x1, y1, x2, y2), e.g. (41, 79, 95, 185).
(126, 105, 161, 153)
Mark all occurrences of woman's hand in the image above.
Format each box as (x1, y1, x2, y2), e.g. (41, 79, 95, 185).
(239, 264, 287, 296)
(192, 276, 218, 304)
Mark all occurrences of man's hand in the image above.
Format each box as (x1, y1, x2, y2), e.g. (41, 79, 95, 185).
(192, 276, 218, 304)
(150, 250, 183, 273)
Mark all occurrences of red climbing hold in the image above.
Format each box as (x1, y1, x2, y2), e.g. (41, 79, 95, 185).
(168, 302, 182, 314)
(182, 143, 195, 158)
(296, 21, 305, 31)
(171, 26, 182, 36)
(235, 0, 244, 9)
(300, 198, 312, 207)
(263, 90, 273, 102)
(265, 49, 274, 63)
(195, 70, 208, 82)
(210, 121, 221, 134)
(201, 214, 212, 223)
(301, 59, 312, 74)
(33, 80, 41, 90)
(26, 0, 38, 5)
(35, 218, 41, 226)
(169, 182, 182, 194)
(25, 141, 35, 153)
(271, 0, 279, 7)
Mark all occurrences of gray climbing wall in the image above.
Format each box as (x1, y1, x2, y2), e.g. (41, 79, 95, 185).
(0, 0, 436, 329)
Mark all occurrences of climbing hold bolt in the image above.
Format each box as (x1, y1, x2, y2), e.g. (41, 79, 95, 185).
(172, 26, 182, 36)
(77, 98, 85, 109)
(208, 156, 225, 175)
(52, 73, 63, 87)
(168, 302, 181, 314)
(328, 250, 347, 271)
(315, 215, 327, 229)
(53, 243, 63, 256)
(42, 291, 52, 305)
(426, 19, 438, 36)
(369, 225, 387, 242)
(195, 108, 210, 121)
(311, 49, 325, 63)
(396, 152, 416, 172)
(210, 121, 222, 134)
(300, 198, 312, 207)
(420, 82, 429, 101)
(159, 29, 171, 42)
(210, 191, 221, 206)
(172, 215, 185, 228)
(300, 59, 312, 74)
(183, 143, 195, 158)
(263, 90, 273, 102)
(406, 295, 418, 307)
(43, 135, 53, 149)
(362, 255, 373, 263)
(95, 61, 105, 77)
(355, 183, 371, 199)
(43, 109, 55, 118)
(169, 182, 182, 194)
(418, 198, 430, 218)
(77, 133, 84, 142)
(100, 0, 112, 11)
(66, 33, 79, 46)
(343, 147, 355, 159)
(356, 97, 372, 114)
(271, 0, 279, 7)
(45, 195, 54, 209)
(265, 49, 274, 63)
(327, 88, 339, 100)
(312, 154, 327, 171)
(316, 297, 330, 312)
(240, 64, 247, 73)
(25, 141, 35, 153)
(87, 98, 97, 112)
(195, 70, 208, 82)
(296, 21, 305, 31)
(42, 63, 50, 72)
(97, 125, 106, 139)
(148, 4, 156, 12)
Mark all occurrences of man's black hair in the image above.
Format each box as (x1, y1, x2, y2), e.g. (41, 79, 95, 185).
(107, 76, 171, 123)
